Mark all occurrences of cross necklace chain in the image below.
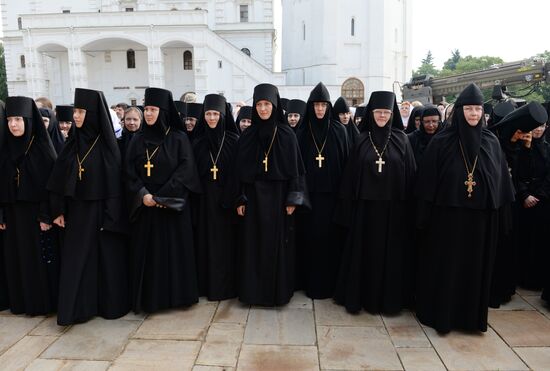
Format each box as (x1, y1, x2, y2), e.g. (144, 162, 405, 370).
(144, 127, 171, 177)
(209, 130, 226, 181)
(368, 131, 391, 173)
(458, 140, 478, 198)
(262, 126, 278, 172)
(15, 135, 35, 187)
(309, 121, 329, 168)
(76, 134, 101, 181)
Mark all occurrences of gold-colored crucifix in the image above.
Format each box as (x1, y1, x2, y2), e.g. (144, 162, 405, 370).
(144, 161, 154, 177)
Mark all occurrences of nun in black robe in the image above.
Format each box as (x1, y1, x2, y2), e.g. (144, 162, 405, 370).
(125, 87, 202, 313)
(39, 107, 65, 154)
(286, 99, 306, 132)
(407, 105, 443, 166)
(414, 84, 515, 333)
(295, 83, 349, 299)
(185, 103, 203, 143)
(192, 94, 239, 300)
(227, 83, 310, 306)
(354, 106, 366, 130)
(55, 105, 74, 141)
(333, 96, 359, 148)
(404, 106, 425, 134)
(0, 101, 8, 311)
(47, 88, 129, 325)
(0, 97, 58, 315)
(236, 105, 252, 133)
(333, 91, 416, 314)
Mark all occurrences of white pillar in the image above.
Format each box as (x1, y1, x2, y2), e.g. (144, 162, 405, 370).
(147, 25, 165, 88)
(22, 29, 48, 98)
(68, 28, 88, 96)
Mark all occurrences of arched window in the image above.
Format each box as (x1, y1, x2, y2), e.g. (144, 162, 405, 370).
(351, 18, 355, 36)
(183, 51, 193, 70)
(341, 77, 365, 106)
(241, 48, 251, 57)
(20, 55, 25, 68)
(126, 49, 135, 69)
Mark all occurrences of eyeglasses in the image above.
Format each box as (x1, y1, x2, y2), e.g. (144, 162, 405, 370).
(423, 119, 439, 125)
(373, 109, 392, 116)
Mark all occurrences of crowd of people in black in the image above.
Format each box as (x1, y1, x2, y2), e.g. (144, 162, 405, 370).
(0, 81, 548, 335)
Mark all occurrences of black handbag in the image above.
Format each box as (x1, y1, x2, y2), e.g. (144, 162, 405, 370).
(152, 196, 186, 212)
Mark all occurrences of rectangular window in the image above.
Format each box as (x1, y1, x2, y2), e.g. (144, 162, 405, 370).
(125, 8, 134, 12)
(240, 4, 249, 22)
(17, 17, 22, 30)
(218, 60, 223, 69)
(62, 10, 70, 14)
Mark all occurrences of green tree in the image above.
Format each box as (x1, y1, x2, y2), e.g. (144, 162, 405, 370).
(0, 44, 7, 101)
(440, 55, 504, 77)
(442, 49, 461, 71)
(412, 50, 440, 77)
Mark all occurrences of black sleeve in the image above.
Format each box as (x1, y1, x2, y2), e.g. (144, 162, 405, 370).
(286, 174, 310, 209)
(49, 192, 66, 219)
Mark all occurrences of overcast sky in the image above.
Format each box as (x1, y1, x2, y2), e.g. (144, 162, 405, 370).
(411, 0, 549, 69)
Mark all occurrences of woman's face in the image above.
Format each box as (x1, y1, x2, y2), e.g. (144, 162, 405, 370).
(422, 115, 440, 135)
(42, 116, 50, 129)
(287, 113, 300, 127)
(463, 105, 483, 127)
(239, 118, 252, 131)
(73, 108, 86, 128)
(256, 100, 273, 120)
(144, 106, 160, 126)
(7, 116, 25, 137)
(124, 110, 142, 132)
(205, 110, 221, 129)
(59, 121, 72, 138)
(185, 117, 197, 132)
(532, 124, 547, 139)
(339, 112, 351, 125)
(373, 109, 392, 127)
(314, 102, 328, 119)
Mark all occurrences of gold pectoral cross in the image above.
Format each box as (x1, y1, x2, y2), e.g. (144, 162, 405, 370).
(211, 165, 219, 180)
(78, 164, 84, 180)
(376, 156, 385, 173)
(144, 160, 154, 177)
(465, 173, 476, 198)
(316, 153, 325, 168)
(263, 156, 268, 172)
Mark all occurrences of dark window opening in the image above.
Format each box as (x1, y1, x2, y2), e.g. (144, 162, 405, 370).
(17, 17, 22, 30)
(351, 18, 355, 36)
(183, 51, 193, 70)
(241, 48, 251, 56)
(20, 55, 25, 68)
(240, 5, 249, 22)
(127, 49, 136, 69)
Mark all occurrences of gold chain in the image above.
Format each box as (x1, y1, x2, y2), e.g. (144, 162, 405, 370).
(209, 130, 226, 168)
(15, 135, 35, 187)
(458, 140, 479, 198)
(308, 120, 329, 156)
(262, 126, 278, 172)
(145, 127, 171, 163)
(367, 131, 392, 158)
(76, 134, 101, 169)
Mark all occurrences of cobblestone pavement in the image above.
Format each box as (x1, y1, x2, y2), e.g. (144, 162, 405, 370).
(1, 289, 549, 370)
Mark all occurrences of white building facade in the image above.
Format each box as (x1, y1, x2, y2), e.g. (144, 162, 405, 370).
(1, 0, 411, 106)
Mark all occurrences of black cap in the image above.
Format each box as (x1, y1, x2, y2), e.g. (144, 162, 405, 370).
(280, 98, 289, 112)
(308, 82, 331, 103)
(333, 97, 350, 115)
(493, 101, 515, 120)
(238, 106, 252, 120)
(203, 94, 227, 114)
(421, 105, 440, 120)
(174, 101, 187, 117)
(253, 83, 279, 108)
(74, 88, 100, 112)
(355, 106, 366, 118)
(483, 102, 493, 116)
(455, 83, 484, 107)
(6, 96, 34, 118)
(368, 91, 396, 111)
(144, 87, 173, 111)
(493, 102, 548, 133)
(287, 99, 306, 115)
(56, 105, 74, 122)
(186, 103, 203, 119)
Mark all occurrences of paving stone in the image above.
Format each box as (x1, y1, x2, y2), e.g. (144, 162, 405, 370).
(514, 347, 550, 371)
(381, 310, 420, 327)
(425, 327, 528, 370)
(29, 316, 70, 336)
(120, 312, 147, 321)
(488, 295, 535, 311)
(206, 323, 245, 343)
(244, 307, 316, 345)
(285, 291, 313, 309)
(523, 295, 550, 319)
(237, 344, 319, 371)
(397, 348, 446, 371)
(41, 318, 140, 361)
(213, 299, 250, 324)
(489, 310, 550, 346)
(110, 339, 200, 371)
(193, 366, 234, 371)
(196, 341, 241, 368)
(387, 325, 431, 348)
(317, 325, 402, 370)
(0, 316, 44, 354)
(25, 359, 111, 371)
(133, 303, 217, 341)
(0, 335, 57, 370)
(314, 299, 383, 327)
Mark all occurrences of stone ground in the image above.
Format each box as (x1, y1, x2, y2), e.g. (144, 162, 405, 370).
(1, 288, 550, 371)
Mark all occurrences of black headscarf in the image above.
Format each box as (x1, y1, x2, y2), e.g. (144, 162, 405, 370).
(194, 94, 239, 152)
(142, 88, 185, 147)
(233, 83, 305, 182)
(298, 82, 333, 144)
(39, 107, 65, 154)
(404, 106, 425, 134)
(286, 99, 306, 131)
(1, 96, 57, 204)
(174, 100, 187, 120)
(415, 83, 515, 210)
(333, 96, 359, 147)
(47, 88, 121, 200)
(407, 105, 443, 165)
(236, 105, 252, 133)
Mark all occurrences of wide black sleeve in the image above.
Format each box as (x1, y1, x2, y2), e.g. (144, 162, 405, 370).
(286, 174, 310, 209)
(49, 192, 66, 219)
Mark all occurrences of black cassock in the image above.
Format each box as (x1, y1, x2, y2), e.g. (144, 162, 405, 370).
(414, 85, 515, 333)
(296, 86, 349, 299)
(0, 227, 7, 311)
(515, 137, 550, 289)
(334, 129, 416, 314)
(227, 84, 310, 306)
(1, 97, 59, 315)
(47, 89, 129, 325)
(192, 96, 240, 301)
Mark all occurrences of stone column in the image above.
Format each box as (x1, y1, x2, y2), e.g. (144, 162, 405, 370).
(22, 29, 48, 98)
(147, 25, 165, 88)
(68, 28, 89, 95)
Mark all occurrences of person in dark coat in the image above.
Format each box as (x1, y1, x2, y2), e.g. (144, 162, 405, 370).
(407, 105, 443, 166)
(192, 94, 240, 300)
(0, 97, 58, 315)
(414, 84, 515, 333)
(334, 91, 416, 314)
(47, 88, 130, 325)
(333, 96, 359, 148)
(227, 83, 310, 306)
(39, 107, 65, 154)
(296, 83, 349, 299)
(236, 105, 252, 133)
(125, 87, 202, 313)
(286, 99, 306, 132)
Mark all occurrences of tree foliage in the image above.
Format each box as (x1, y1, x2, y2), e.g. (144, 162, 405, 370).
(412, 50, 439, 77)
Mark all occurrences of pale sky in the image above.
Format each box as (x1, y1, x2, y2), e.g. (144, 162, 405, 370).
(411, 0, 549, 70)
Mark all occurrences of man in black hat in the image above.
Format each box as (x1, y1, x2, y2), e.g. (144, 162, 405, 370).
(414, 83, 514, 333)
(295, 83, 349, 299)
